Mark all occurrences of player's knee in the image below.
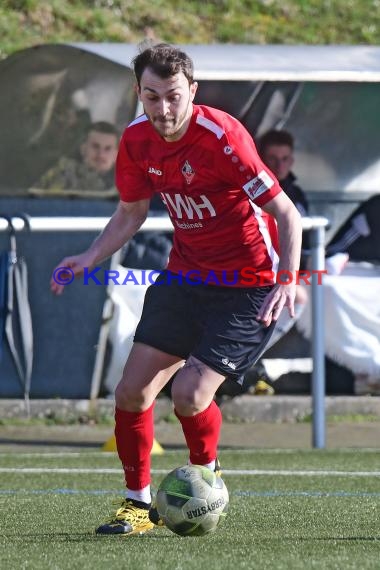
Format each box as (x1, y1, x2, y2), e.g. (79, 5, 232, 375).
(171, 384, 205, 416)
(114, 382, 146, 412)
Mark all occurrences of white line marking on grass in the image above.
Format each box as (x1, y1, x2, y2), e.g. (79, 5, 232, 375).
(0, 452, 109, 457)
(235, 490, 380, 497)
(221, 470, 380, 476)
(0, 448, 379, 458)
(1, 468, 380, 476)
(1, 489, 380, 498)
(0, 468, 121, 473)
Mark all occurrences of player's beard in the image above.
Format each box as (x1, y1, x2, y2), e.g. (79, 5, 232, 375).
(147, 95, 192, 141)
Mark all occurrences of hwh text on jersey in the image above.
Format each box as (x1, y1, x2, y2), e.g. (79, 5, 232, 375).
(161, 193, 216, 220)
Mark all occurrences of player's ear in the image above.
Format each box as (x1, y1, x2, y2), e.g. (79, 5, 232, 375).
(190, 81, 198, 101)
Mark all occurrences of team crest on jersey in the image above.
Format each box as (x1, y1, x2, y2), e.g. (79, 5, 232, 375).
(181, 160, 195, 185)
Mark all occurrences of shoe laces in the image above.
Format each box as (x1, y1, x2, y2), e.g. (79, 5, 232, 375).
(106, 499, 146, 524)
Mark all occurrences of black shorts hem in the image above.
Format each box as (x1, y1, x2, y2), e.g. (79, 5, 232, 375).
(133, 333, 187, 360)
(191, 353, 245, 384)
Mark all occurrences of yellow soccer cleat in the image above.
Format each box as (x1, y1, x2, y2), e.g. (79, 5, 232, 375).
(96, 499, 155, 536)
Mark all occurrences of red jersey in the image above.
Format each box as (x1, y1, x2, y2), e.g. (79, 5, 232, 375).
(116, 105, 282, 287)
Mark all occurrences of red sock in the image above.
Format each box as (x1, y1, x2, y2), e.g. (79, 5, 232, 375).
(115, 404, 154, 490)
(175, 400, 222, 465)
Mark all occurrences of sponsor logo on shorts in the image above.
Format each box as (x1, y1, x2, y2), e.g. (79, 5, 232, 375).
(222, 358, 237, 370)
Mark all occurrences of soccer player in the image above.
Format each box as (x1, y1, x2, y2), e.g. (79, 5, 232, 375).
(50, 43, 302, 535)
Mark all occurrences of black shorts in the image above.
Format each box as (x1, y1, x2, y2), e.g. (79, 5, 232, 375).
(134, 270, 276, 382)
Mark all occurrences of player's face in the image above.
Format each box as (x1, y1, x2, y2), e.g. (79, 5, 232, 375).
(81, 131, 118, 174)
(138, 68, 198, 142)
(262, 144, 294, 182)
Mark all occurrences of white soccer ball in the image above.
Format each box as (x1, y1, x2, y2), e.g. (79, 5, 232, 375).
(155, 464, 229, 537)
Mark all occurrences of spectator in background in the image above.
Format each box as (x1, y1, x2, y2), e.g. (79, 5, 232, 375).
(258, 130, 380, 270)
(258, 129, 308, 217)
(29, 121, 119, 198)
(245, 129, 309, 395)
(325, 194, 380, 274)
(258, 128, 309, 277)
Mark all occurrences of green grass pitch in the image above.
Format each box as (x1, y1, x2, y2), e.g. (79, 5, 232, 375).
(0, 449, 379, 569)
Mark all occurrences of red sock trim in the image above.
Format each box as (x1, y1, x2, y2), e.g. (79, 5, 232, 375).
(115, 404, 154, 490)
(175, 400, 222, 465)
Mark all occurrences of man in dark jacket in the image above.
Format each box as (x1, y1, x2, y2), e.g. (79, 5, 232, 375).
(326, 194, 380, 264)
(258, 129, 308, 216)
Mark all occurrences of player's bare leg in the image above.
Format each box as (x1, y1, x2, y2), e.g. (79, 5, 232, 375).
(171, 355, 226, 470)
(115, 342, 184, 412)
(148, 356, 226, 527)
(96, 343, 184, 536)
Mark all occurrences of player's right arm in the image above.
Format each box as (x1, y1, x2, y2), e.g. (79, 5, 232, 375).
(50, 198, 150, 295)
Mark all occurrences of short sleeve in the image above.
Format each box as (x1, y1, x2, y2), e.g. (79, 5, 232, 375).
(115, 131, 154, 202)
(219, 121, 283, 207)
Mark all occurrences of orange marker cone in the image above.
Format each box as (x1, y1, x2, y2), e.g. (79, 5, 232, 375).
(101, 434, 164, 454)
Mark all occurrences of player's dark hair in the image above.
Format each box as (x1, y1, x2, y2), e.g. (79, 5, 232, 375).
(258, 129, 294, 154)
(87, 121, 120, 138)
(132, 43, 194, 87)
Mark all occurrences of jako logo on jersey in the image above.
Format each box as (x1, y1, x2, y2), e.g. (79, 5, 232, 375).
(181, 160, 195, 184)
(161, 193, 216, 220)
(243, 169, 274, 200)
(148, 166, 162, 176)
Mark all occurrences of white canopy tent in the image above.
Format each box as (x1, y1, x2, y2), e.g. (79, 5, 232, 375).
(72, 43, 380, 81)
(1, 43, 380, 202)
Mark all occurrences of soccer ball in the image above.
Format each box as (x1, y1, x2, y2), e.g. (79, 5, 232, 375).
(155, 464, 229, 537)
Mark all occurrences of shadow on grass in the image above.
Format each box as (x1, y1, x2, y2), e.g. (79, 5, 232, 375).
(1, 531, 175, 542)
(3, 532, 379, 542)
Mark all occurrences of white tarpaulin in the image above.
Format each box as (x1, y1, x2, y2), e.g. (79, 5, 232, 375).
(297, 263, 380, 380)
(103, 266, 154, 393)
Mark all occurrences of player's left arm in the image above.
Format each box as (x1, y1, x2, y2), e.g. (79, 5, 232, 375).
(257, 191, 303, 326)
